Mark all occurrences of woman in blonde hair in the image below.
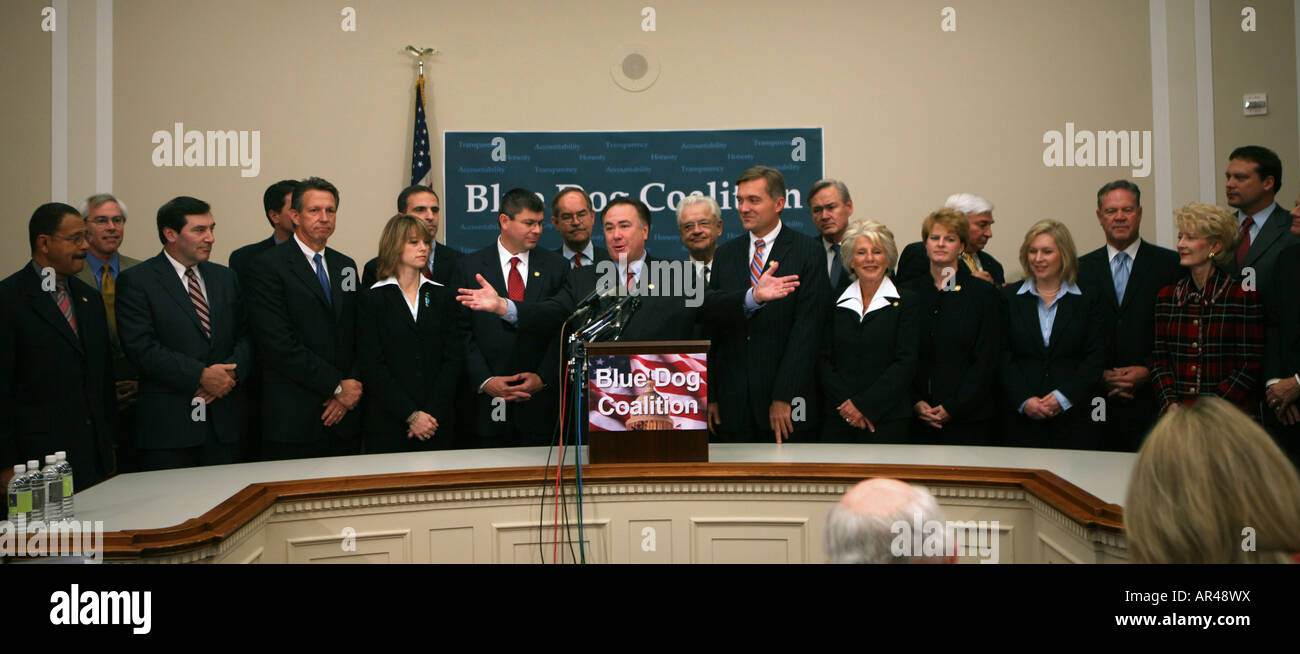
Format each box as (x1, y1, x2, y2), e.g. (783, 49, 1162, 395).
(1000, 220, 1107, 449)
(357, 214, 462, 453)
(1149, 202, 1263, 415)
(818, 219, 918, 443)
(1126, 396, 1300, 563)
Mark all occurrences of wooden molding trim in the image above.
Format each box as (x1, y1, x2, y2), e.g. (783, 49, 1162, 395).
(99, 462, 1123, 559)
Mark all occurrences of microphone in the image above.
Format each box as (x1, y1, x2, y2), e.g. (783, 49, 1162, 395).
(566, 277, 621, 322)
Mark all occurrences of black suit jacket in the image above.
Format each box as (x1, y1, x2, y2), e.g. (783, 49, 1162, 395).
(818, 281, 918, 442)
(115, 253, 254, 450)
(0, 264, 116, 489)
(555, 245, 612, 269)
(516, 254, 699, 342)
(457, 244, 569, 439)
(1000, 282, 1108, 449)
(358, 280, 463, 452)
(229, 236, 277, 291)
(246, 240, 361, 444)
(902, 270, 1005, 435)
(361, 242, 463, 289)
(1234, 205, 1300, 388)
(701, 223, 831, 438)
(895, 241, 1006, 287)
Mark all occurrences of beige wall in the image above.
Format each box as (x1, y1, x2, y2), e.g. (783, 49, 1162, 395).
(1, 0, 52, 258)
(2, 0, 1298, 277)
(1212, 0, 1299, 209)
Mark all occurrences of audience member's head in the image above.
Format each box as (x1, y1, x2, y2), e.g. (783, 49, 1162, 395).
(825, 478, 950, 564)
(944, 192, 994, 252)
(676, 194, 722, 263)
(1226, 145, 1282, 215)
(81, 193, 128, 262)
(1125, 396, 1300, 564)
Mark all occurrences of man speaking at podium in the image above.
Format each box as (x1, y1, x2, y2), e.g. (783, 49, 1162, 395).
(457, 197, 695, 342)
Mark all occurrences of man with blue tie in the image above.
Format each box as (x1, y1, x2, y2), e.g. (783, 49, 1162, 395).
(247, 177, 364, 459)
(116, 197, 254, 470)
(1077, 181, 1181, 450)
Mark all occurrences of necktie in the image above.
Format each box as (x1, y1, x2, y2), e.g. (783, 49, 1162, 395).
(829, 242, 842, 285)
(55, 279, 78, 334)
(422, 260, 434, 282)
(1112, 252, 1131, 304)
(507, 256, 525, 302)
(186, 267, 212, 338)
(1236, 216, 1255, 267)
(100, 267, 117, 334)
(703, 264, 711, 285)
(626, 269, 636, 289)
(573, 254, 583, 269)
(749, 238, 766, 287)
(313, 253, 333, 307)
(963, 252, 980, 273)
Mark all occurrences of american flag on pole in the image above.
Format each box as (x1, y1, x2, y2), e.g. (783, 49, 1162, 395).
(411, 75, 432, 186)
(588, 353, 708, 431)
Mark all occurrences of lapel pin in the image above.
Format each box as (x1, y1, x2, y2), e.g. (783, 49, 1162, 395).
(533, 271, 540, 277)
(424, 293, 430, 308)
(648, 284, 655, 290)
(892, 301, 899, 307)
(954, 285, 962, 292)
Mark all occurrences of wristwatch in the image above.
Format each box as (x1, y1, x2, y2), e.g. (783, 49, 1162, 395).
(334, 383, 343, 396)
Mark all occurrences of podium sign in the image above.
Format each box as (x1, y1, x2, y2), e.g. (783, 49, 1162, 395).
(583, 341, 709, 463)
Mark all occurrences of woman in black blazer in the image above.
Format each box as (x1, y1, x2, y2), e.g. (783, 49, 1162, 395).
(901, 208, 1005, 446)
(1000, 220, 1107, 450)
(358, 214, 463, 453)
(819, 220, 918, 443)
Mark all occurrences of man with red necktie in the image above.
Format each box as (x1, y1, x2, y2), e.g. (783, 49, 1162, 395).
(455, 188, 568, 447)
(361, 184, 463, 289)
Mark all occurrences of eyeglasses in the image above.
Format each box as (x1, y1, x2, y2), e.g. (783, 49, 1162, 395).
(88, 216, 127, 226)
(51, 232, 87, 245)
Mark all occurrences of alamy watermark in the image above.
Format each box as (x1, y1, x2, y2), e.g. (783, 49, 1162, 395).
(891, 512, 1001, 563)
(0, 520, 105, 562)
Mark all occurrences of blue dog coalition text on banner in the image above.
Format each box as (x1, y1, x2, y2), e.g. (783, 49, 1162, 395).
(443, 129, 824, 258)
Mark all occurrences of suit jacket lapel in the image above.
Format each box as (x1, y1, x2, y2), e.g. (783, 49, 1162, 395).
(524, 253, 549, 302)
(325, 249, 349, 321)
(287, 244, 330, 310)
(1016, 291, 1046, 355)
(432, 244, 454, 283)
(1119, 242, 1152, 311)
(482, 250, 509, 297)
(1244, 207, 1289, 268)
(154, 255, 207, 337)
(23, 268, 83, 352)
(1047, 293, 1079, 353)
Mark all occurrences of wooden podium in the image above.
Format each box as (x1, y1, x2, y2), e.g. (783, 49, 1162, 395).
(582, 340, 709, 464)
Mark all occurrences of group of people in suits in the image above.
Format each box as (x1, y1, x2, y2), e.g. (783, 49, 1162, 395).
(4, 145, 1299, 499)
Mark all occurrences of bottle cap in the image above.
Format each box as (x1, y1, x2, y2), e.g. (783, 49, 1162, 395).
(45, 455, 57, 464)
(55, 451, 66, 460)
(26, 460, 39, 470)
(13, 464, 25, 474)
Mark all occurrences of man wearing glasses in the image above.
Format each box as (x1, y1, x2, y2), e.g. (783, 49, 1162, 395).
(0, 203, 118, 500)
(75, 194, 141, 470)
(551, 187, 611, 269)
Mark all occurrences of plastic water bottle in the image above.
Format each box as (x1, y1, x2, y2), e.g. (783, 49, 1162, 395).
(7, 464, 30, 532)
(25, 459, 45, 527)
(55, 451, 74, 521)
(42, 455, 63, 524)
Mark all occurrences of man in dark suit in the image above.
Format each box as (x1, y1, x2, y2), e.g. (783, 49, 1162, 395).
(809, 179, 855, 297)
(116, 196, 254, 470)
(459, 197, 700, 342)
(1077, 181, 1183, 450)
(700, 166, 830, 443)
(247, 177, 364, 460)
(896, 193, 1005, 286)
(229, 179, 299, 289)
(0, 203, 116, 495)
(361, 185, 463, 288)
(552, 187, 612, 269)
(226, 179, 296, 462)
(454, 188, 569, 447)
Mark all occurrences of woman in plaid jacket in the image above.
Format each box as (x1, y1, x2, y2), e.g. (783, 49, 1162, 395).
(1150, 203, 1264, 415)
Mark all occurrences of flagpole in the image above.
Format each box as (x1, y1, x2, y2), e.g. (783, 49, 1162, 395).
(406, 46, 438, 188)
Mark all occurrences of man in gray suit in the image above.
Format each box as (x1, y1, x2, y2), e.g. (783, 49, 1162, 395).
(116, 196, 253, 470)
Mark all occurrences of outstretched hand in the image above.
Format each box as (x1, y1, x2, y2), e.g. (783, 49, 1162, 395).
(457, 274, 508, 315)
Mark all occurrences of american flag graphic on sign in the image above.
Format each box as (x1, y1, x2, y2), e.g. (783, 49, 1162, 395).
(588, 353, 708, 431)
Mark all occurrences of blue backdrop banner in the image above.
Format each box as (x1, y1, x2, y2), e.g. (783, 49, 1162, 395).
(442, 128, 824, 258)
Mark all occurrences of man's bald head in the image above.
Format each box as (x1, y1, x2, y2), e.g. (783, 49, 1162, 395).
(825, 478, 948, 564)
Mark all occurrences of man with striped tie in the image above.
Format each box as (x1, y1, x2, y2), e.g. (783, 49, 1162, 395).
(116, 197, 254, 471)
(701, 166, 830, 443)
(0, 203, 117, 495)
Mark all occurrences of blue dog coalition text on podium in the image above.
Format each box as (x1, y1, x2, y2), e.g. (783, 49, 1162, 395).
(443, 128, 825, 258)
